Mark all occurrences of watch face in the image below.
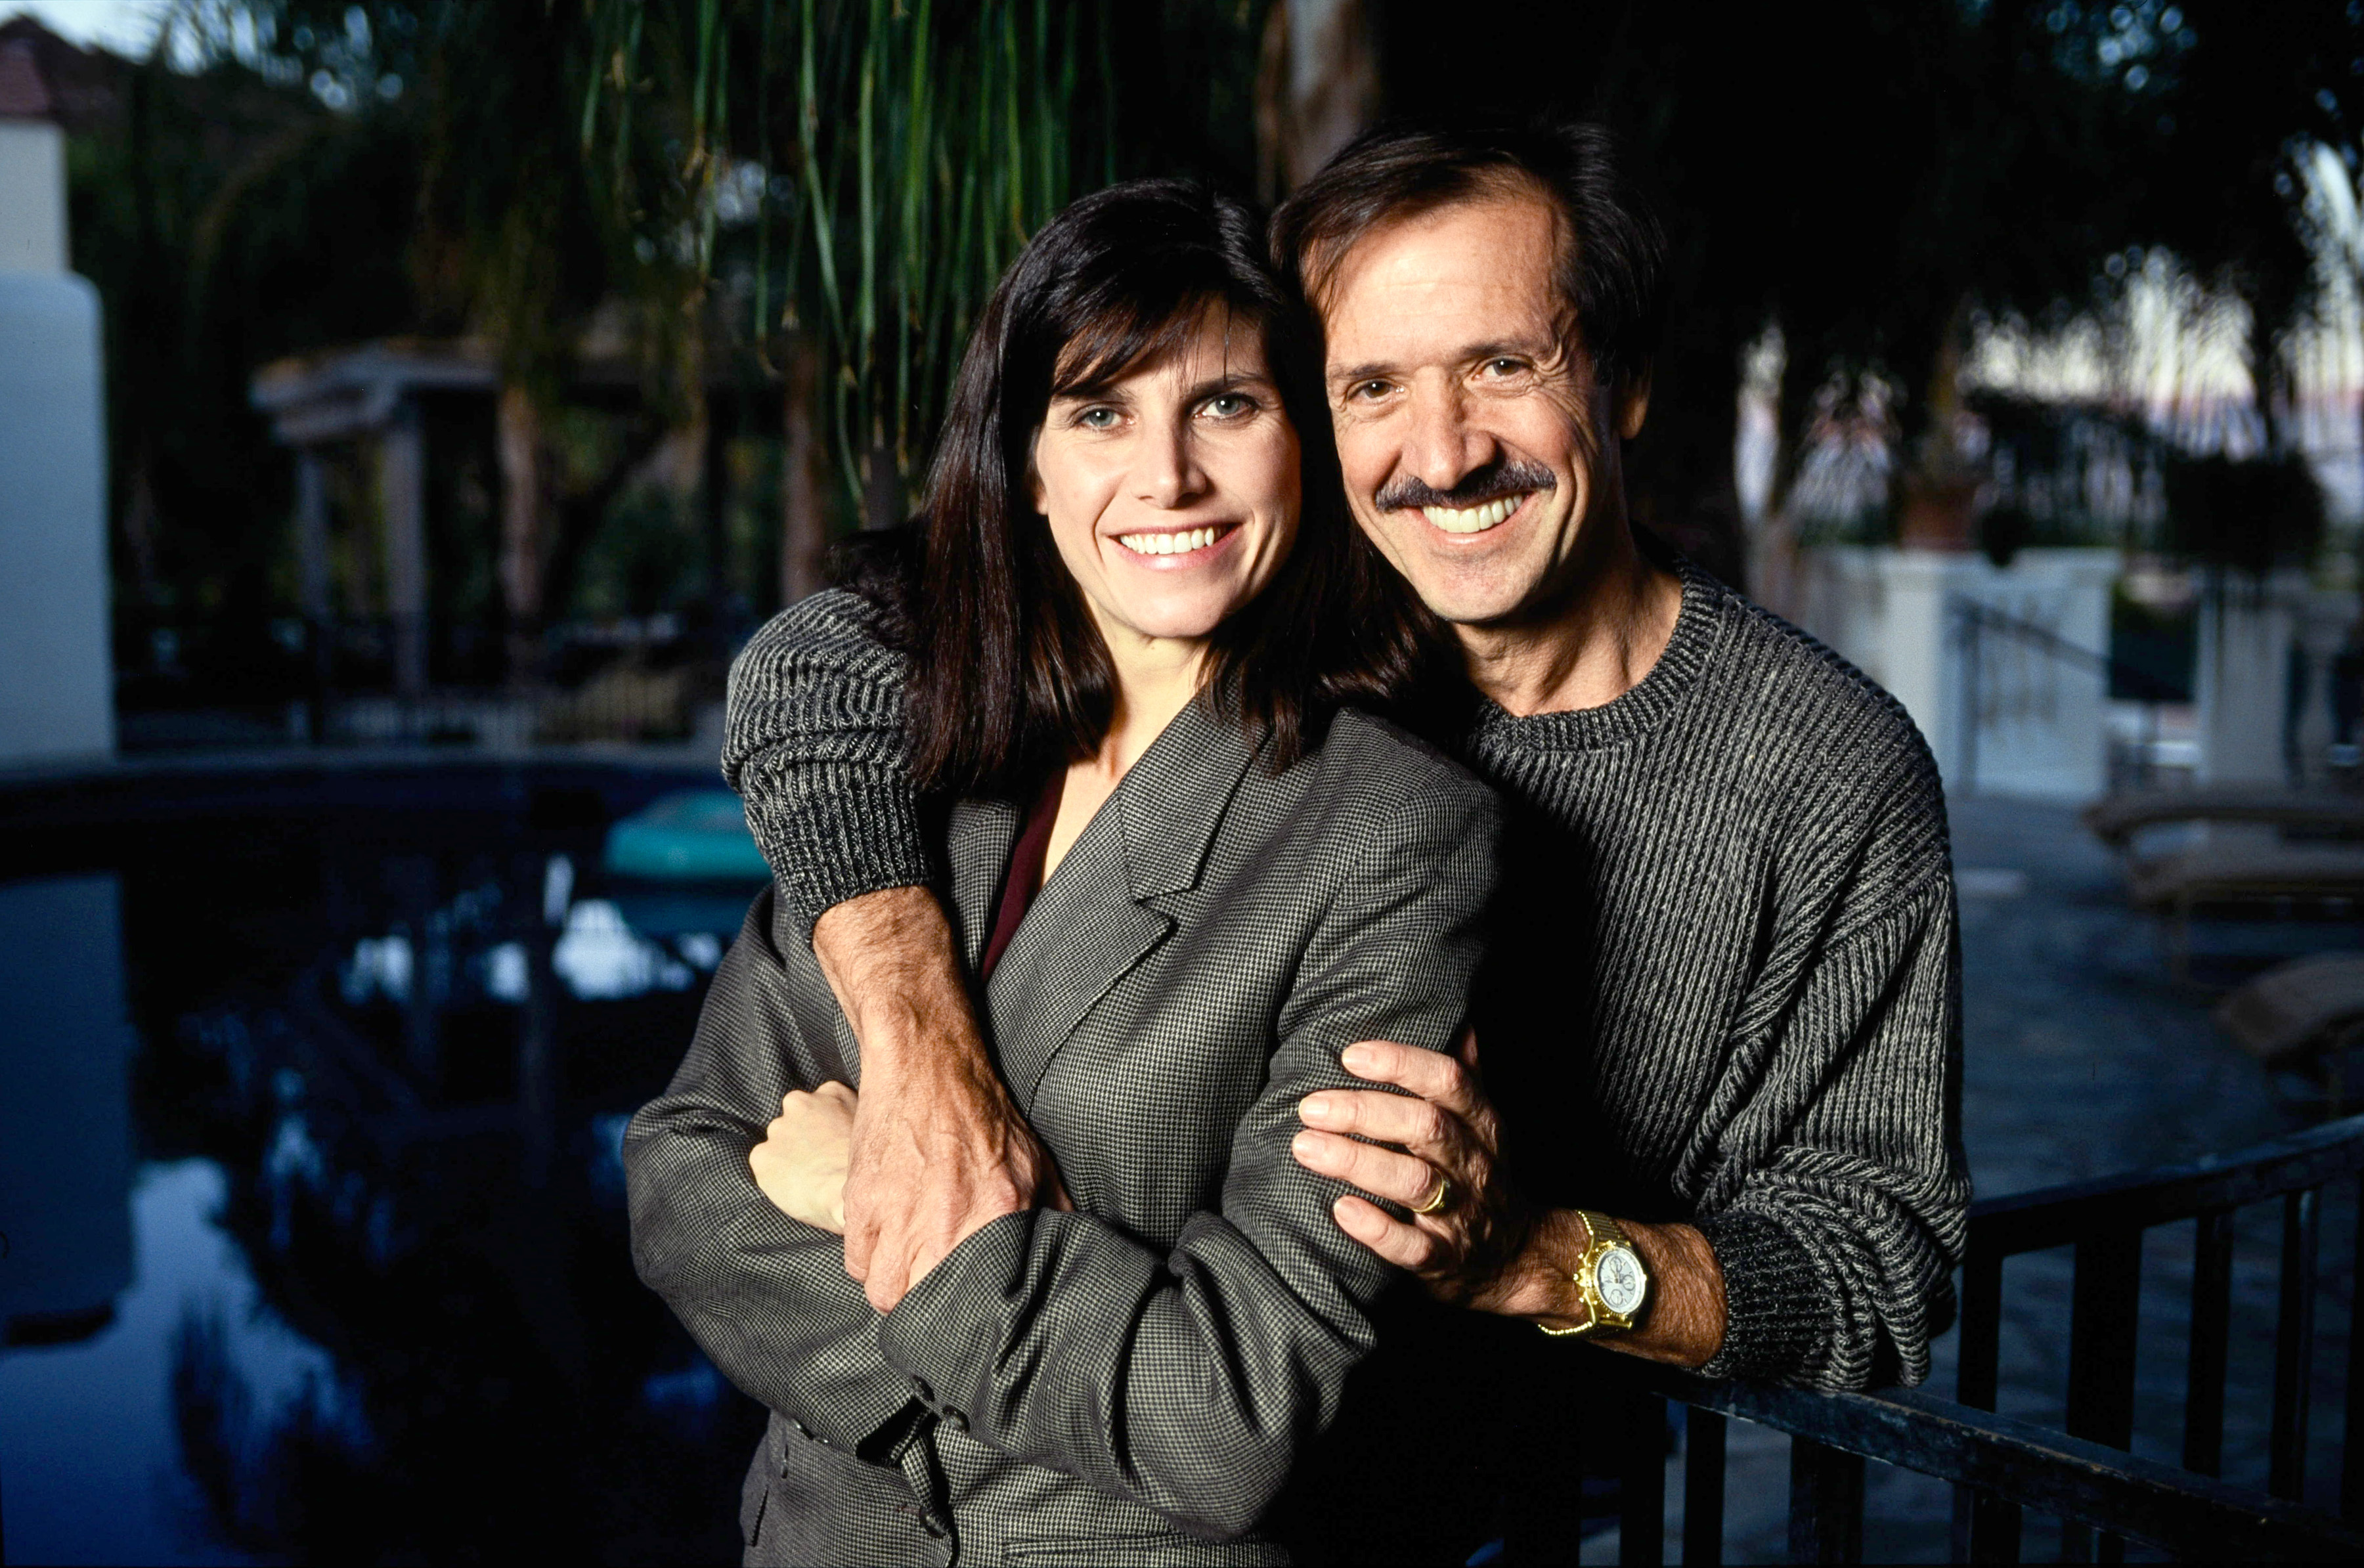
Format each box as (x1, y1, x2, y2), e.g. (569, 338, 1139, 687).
(1596, 1246, 1648, 1317)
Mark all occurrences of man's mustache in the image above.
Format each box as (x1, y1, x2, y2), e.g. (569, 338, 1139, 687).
(1374, 460, 1558, 513)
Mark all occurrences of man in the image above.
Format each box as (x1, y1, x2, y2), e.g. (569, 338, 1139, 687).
(727, 121, 1964, 1408)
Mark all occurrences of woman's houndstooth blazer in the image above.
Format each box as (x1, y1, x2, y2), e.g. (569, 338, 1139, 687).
(626, 697, 1500, 1567)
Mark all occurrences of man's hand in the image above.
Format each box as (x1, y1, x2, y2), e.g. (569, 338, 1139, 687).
(1292, 1031, 1728, 1367)
(751, 1084, 858, 1232)
(812, 886, 1068, 1314)
(1289, 1030, 1536, 1311)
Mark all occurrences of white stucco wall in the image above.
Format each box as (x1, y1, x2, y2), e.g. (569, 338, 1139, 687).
(0, 120, 67, 273)
(0, 271, 114, 765)
(1796, 546, 2118, 801)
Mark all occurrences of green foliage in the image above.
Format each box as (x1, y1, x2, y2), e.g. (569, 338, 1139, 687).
(575, 0, 1127, 519)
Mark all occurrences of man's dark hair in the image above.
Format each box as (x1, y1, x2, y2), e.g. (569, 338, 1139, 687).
(1271, 121, 1669, 395)
(865, 177, 1447, 799)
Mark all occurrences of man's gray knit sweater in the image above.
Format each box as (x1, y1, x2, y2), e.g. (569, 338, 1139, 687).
(720, 559, 1969, 1391)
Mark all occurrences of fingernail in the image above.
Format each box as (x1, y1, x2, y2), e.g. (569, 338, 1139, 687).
(1291, 1130, 1321, 1161)
(1300, 1093, 1334, 1123)
(1341, 1043, 1374, 1071)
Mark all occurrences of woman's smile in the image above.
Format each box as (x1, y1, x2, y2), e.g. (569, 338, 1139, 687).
(1109, 519, 1241, 564)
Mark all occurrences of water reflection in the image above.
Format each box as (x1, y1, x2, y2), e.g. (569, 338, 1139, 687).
(0, 875, 136, 1341)
(0, 784, 766, 1563)
(1, 1161, 333, 1566)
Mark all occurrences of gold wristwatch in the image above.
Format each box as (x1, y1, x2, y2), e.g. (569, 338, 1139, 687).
(1539, 1210, 1650, 1338)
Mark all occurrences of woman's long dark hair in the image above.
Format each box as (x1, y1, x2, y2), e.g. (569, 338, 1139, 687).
(860, 177, 1450, 800)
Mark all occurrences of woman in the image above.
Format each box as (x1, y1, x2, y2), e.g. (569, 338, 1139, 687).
(625, 180, 1497, 1568)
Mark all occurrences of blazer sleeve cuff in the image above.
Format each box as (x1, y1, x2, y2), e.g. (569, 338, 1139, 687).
(874, 1209, 1158, 1427)
(1693, 1208, 1830, 1384)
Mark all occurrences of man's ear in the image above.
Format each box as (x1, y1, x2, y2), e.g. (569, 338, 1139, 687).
(1617, 368, 1653, 442)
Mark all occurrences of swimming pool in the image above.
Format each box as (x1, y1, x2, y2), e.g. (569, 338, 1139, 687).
(0, 756, 770, 1564)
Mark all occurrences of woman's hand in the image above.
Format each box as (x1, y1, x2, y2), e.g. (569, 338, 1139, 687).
(751, 1083, 859, 1234)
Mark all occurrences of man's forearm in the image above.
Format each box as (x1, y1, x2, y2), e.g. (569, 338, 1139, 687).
(808, 884, 1061, 1310)
(812, 885, 990, 1076)
(1493, 1209, 1727, 1368)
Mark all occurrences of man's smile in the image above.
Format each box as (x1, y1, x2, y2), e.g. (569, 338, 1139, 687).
(1419, 492, 1533, 534)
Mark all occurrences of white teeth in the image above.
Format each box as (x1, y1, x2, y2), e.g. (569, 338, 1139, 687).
(1418, 496, 1521, 534)
(1117, 525, 1222, 556)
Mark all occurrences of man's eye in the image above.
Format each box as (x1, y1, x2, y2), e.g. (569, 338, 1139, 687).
(1485, 358, 1525, 377)
(1353, 380, 1392, 401)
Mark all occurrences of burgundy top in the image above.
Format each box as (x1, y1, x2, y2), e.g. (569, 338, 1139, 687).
(979, 770, 1066, 982)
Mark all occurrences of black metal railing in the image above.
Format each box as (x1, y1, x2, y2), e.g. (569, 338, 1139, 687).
(1577, 1113, 2364, 1563)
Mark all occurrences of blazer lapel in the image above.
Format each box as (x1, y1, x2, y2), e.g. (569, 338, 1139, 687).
(984, 702, 1263, 1107)
(945, 796, 1022, 971)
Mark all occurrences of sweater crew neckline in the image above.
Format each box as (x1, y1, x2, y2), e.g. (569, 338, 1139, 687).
(1467, 546, 1724, 756)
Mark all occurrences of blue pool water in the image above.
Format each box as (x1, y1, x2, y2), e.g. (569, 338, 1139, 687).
(0, 761, 769, 1564)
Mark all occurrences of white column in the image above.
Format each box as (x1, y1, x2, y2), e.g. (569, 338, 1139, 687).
(0, 76, 111, 766)
(379, 400, 428, 700)
(2195, 573, 2302, 786)
(0, 119, 66, 273)
(0, 272, 112, 765)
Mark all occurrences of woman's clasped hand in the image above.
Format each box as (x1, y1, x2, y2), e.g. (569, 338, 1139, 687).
(750, 1085, 858, 1235)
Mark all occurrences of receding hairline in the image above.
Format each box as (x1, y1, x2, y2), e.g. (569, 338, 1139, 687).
(1295, 166, 1571, 320)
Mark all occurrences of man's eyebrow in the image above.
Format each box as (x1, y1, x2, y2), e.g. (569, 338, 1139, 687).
(1461, 338, 1554, 362)
(1329, 338, 1559, 386)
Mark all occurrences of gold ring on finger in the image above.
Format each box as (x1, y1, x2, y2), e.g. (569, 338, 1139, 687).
(1413, 1173, 1453, 1215)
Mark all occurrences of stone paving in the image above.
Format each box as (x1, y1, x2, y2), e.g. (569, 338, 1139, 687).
(1588, 795, 2359, 1563)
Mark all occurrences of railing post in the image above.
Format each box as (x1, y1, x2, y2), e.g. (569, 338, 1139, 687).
(2183, 1209, 2234, 1477)
(2271, 1187, 2321, 1501)
(1965, 1491, 2023, 1564)
(2346, 1173, 2364, 1519)
(1620, 1391, 1665, 1567)
(1953, 1247, 2004, 1559)
(1787, 1435, 1864, 1565)
(1682, 1407, 1726, 1568)
(2065, 1226, 2143, 1561)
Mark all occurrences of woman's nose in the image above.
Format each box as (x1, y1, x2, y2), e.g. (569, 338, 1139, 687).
(1134, 418, 1208, 509)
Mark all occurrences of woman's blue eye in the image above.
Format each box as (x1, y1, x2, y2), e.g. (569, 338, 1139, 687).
(1078, 407, 1118, 428)
(1203, 394, 1252, 418)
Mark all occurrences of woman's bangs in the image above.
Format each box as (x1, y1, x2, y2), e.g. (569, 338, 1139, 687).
(1047, 287, 1263, 400)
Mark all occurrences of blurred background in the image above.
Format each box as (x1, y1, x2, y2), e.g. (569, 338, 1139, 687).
(1, 1, 2362, 1562)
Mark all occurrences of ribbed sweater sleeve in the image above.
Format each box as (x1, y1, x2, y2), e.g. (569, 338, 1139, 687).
(721, 589, 934, 939)
(1692, 876, 1967, 1389)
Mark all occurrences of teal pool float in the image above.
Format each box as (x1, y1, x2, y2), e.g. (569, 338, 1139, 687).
(603, 789, 771, 882)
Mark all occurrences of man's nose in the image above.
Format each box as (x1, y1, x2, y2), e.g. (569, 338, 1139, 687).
(1135, 418, 1208, 509)
(1401, 380, 1495, 495)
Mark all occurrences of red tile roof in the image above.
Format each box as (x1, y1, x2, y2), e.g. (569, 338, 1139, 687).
(0, 39, 54, 121)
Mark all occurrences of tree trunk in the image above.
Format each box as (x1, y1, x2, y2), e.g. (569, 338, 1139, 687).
(779, 336, 828, 604)
(1254, 0, 1381, 202)
(497, 383, 547, 687)
(862, 436, 902, 532)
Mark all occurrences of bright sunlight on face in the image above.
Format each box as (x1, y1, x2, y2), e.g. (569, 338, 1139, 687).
(1029, 310, 1302, 661)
